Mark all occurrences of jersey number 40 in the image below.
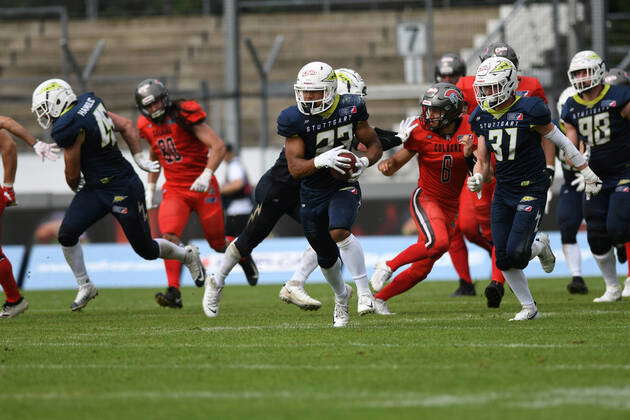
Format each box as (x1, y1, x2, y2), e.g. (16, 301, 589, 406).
(94, 103, 117, 148)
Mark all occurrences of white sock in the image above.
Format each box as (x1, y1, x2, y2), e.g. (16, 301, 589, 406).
(336, 234, 370, 296)
(156, 238, 186, 261)
(62, 244, 90, 286)
(320, 259, 347, 298)
(502, 268, 534, 306)
(216, 241, 241, 287)
(289, 246, 318, 287)
(593, 249, 619, 288)
(562, 243, 582, 277)
(530, 237, 544, 260)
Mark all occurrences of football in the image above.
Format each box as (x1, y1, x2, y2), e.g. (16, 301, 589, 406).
(330, 151, 358, 180)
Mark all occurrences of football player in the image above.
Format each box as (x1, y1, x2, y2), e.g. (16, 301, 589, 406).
(468, 57, 601, 320)
(435, 53, 467, 85)
(134, 79, 257, 309)
(561, 51, 630, 302)
(0, 117, 59, 318)
(202, 67, 414, 318)
(31, 79, 206, 311)
(370, 83, 476, 314)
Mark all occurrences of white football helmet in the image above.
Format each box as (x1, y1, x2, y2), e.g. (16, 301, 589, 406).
(335, 68, 367, 96)
(473, 57, 518, 111)
(31, 79, 77, 129)
(567, 50, 606, 93)
(294, 61, 337, 115)
(556, 85, 577, 117)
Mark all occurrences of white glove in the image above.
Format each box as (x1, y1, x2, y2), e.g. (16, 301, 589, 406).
(580, 166, 602, 196)
(33, 140, 61, 161)
(467, 173, 484, 193)
(349, 156, 370, 182)
(570, 172, 585, 192)
(313, 145, 352, 174)
(395, 116, 418, 143)
(190, 168, 213, 192)
(133, 152, 160, 173)
(145, 182, 157, 209)
(544, 187, 553, 215)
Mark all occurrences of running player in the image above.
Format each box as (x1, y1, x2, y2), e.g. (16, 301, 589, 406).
(369, 83, 476, 314)
(31, 78, 206, 311)
(134, 79, 257, 309)
(468, 57, 601, 320)
(0, 117, 59, 317)
(561, 52, 630, 302)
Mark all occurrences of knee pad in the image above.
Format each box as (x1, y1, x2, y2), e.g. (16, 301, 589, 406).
(131, 239, 160, 261)
(587, 228, 612, 255)
(57, 225, 79, 247)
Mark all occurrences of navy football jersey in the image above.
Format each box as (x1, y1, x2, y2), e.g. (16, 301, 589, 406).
(277, 94, 369, 189)
(561, 84, 630, 178)
(51, 93, 134, 187)
(470, 96, 550, 188)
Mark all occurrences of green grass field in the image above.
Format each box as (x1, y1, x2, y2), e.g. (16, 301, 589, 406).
(1, 278, 629, 420)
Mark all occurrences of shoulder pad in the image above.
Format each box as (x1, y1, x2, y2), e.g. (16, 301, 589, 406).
(51, 113, 82, 148)
(277, 106, 302, 138)
(176, 100, 206, 126)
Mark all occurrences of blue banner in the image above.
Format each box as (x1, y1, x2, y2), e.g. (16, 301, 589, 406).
(21, 232, 624, 290)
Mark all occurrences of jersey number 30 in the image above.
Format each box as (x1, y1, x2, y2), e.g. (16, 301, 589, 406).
(488, 128, 517, 161)
(93, 103, 116, 148)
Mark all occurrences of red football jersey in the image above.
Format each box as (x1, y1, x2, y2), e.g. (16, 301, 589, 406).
(456, 75, 547, 112)
(404, 118, 477, 210)
(138, 101, 209, 189)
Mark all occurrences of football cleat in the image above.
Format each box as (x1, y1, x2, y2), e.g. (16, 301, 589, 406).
(357, 293, 375, 316)
(278, 282, 321, 311)
(484, 281, 505, 308)
(155, 287, 183, 308)
(370, 261, 392, 292)
(333, 284, 353, 328)
(374, 298, 395, 315)
(509, 304, 540, 321)
(566, 276, 588, 295)
(0, 297, 29, 318)
(239, 255, 259, 286)
(450, 279, 476, 297)
(71, 281, 98, 311)
(183, 244, 206, 287)
(202, 274, 223, 318)
(622, 278, 630, 298)
(593, 285, 622, 303)
(535, 232, 556, 273)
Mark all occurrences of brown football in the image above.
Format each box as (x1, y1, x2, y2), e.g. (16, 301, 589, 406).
(330, 151, 358, 180)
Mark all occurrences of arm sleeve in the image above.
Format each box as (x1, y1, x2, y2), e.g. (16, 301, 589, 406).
(176, 100, 207, 126)
(543, 125, 586, 168)
(374, 127, 402, 151)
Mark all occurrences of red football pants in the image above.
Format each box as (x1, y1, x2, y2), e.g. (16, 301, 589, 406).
(0, 188, 19, 303)
(159, 178, 226, 288)
(375, 188, 457, 301)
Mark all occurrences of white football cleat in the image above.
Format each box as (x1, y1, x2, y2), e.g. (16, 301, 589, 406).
(357, 293, 375, 316)
(203, 274, 223, 318)
(374, 298, 395, 315)
(333, 284, 353, 328)
(183, 244, 206, 287)
(370, 261, 392, 292)
(622, 277, 630, 298)
(0, 298, 29, 318)
(278, 282, 321, 311)
(535, 232, 555, 273)
(71, 282, 98, 311)
(509, 304, 540, 321)
(593, 285, 622, 302)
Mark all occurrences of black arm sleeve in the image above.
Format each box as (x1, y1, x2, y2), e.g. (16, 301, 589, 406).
(374, 127, 402, 152)
(465, 154, 477, 174)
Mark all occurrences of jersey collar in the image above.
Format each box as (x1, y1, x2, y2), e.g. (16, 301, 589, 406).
(318, 95, 341, 119)
(484, 96, 522, 119)
(572, 84, 610, 108)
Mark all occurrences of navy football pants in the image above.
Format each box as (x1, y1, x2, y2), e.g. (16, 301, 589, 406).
(557, 183, 584, 244)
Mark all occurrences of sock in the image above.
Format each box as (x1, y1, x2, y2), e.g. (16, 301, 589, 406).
(491, 247, 505, 284)
(156, 238, 187, 261)
(336, 234, 370, 296)
(530, 236, 544, 259)
(62, 244, 90, 286)
(626, 243, 630, 277)
(0, 254, 20, 303)
(289, 246, 318, 287)
(320, 258, 347, 298)
(448, 233, 472, 284)
(593, 249, 619, 288)
(216, 241, 241, 287)
(375, 259, 434, 301)
(164, 260, 183, 289)
(562, 243, 582, 277)
(387, 242, 428, 272)
(501, 268, 534, 306)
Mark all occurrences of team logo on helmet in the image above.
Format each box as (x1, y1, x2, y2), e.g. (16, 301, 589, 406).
(492, 61, 513, 72)
(444, 88, 461, 104)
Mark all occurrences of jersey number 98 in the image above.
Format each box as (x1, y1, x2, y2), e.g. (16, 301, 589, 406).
(578, 112, 610, 147)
